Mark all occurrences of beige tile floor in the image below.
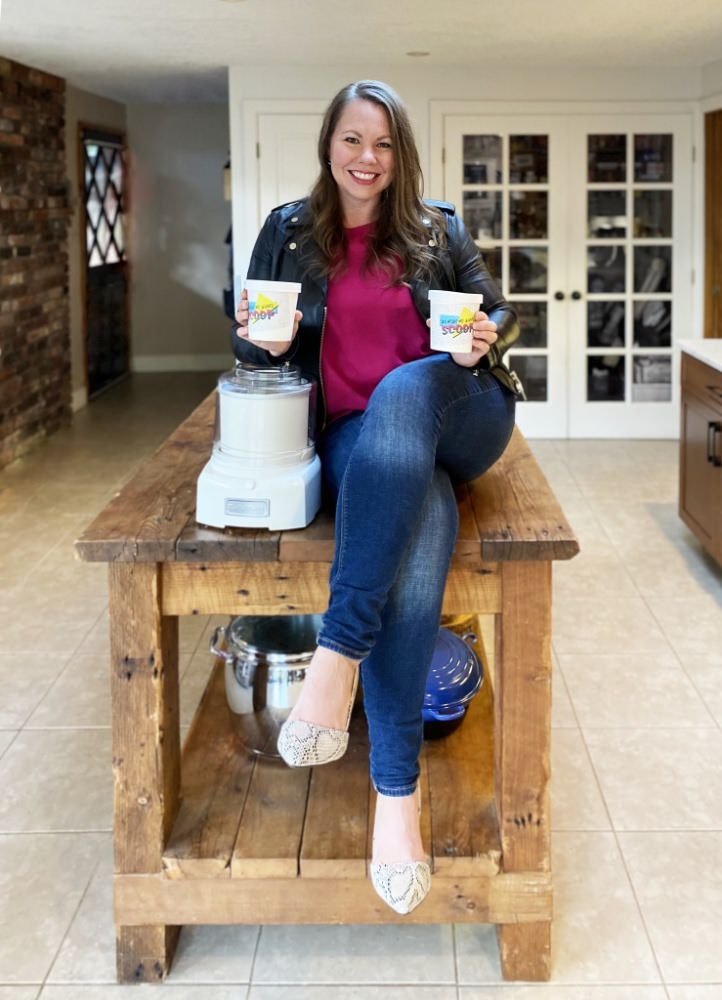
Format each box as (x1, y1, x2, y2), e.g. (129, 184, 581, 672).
(0, 373, 721, 1000)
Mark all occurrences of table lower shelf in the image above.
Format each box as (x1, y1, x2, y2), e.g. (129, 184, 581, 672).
(115, 653, 551, 927)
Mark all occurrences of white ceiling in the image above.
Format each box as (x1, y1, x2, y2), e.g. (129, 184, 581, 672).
(1, 0, 722, 104)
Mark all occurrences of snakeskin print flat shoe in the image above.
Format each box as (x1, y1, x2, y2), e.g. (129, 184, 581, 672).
(276, 664, 359, 767)
(370, 859, 431, 914)
(370, 785, 431, 915)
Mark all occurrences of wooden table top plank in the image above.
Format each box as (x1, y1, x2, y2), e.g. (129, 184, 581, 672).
(468, 428, 579, 562)
(75, 391, 578, 565)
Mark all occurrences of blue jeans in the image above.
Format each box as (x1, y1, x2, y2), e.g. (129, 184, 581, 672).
(315, 354, 516, 796)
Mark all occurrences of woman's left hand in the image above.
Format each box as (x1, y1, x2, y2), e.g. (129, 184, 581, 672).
(426, 310, 498, 367)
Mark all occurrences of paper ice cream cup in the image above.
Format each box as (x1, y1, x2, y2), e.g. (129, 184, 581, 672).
(243, 279, 302, 342)
(428, 290, 482, 353)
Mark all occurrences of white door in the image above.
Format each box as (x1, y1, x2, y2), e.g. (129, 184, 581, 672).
(566, 114, 693, 437)
(444, 113, 694, 438)
(257, 114, 324, 222)
(445, 116, 570, 437)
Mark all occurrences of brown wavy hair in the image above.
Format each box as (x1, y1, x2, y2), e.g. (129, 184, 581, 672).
(300, 80, 446, 285)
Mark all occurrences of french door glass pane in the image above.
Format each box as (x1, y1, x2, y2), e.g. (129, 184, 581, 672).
(509, 355, 547, 401)
(634, 246, 672, 292)
(463, 190, 502, 240)
(463, 134, 502, 183)
(509, 135, 548, 183)
(633, 299, 671, 347)
(510, 247, 547, 293)
(510, 191, 548, 238)
(588, 134, 626, 182)
(587, 301, 625, 348)
(514, 302, 548, 348)
(588, 355, 625, 401)
(632, 355, 671, 401)
(587, 245, 626, 293)
(634, 134, 673, 182)
(588, 190, 626, 237)
(633, 190, 672, 237)
(482, 246, 503, 284)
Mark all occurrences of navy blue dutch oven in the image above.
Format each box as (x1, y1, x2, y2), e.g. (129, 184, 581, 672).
(423, 626, 483, 739)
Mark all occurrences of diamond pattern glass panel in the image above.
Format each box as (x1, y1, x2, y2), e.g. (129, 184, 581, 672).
(83, 138, 125, 268)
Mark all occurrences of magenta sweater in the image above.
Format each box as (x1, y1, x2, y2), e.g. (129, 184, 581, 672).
(321, 221, 432, 424)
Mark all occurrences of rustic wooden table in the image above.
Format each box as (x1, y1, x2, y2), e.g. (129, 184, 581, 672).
(75, 391, 578, 984)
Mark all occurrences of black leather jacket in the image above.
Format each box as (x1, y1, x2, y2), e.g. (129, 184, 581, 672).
(231, 198, 523, 430)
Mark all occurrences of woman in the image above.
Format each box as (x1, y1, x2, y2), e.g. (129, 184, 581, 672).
(231, 80, 522, 914)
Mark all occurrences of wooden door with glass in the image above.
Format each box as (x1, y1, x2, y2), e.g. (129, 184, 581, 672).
(80, 127, 129, 398)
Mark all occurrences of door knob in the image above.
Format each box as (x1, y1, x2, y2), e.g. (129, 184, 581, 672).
(554, 291, 565, 300)
(571, 291, 582, 300)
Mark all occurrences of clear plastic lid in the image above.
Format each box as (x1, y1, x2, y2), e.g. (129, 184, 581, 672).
(218, 362, 311, 397)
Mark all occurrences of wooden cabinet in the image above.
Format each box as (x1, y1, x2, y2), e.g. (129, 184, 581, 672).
(680, 352, 722, 565)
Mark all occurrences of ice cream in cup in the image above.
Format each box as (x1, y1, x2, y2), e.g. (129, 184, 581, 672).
(244, 279, 303, 342)
(428, 290, 483, 353)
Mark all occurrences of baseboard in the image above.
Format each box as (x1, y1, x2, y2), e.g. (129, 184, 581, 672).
(131, 354, 231, 372)
(72, 386, 88, 412)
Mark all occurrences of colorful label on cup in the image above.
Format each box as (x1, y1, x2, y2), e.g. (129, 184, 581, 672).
(249, 292, 280, 324)
(439, 305, 476, 338)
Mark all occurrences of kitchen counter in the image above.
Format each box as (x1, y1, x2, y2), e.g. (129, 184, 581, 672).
(678, 338, 722, 374)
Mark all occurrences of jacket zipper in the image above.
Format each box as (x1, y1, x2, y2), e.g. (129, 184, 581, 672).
(318, 306, 328, 431)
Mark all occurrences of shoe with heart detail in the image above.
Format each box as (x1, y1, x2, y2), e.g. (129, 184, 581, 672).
(370, 784, 431, 914)
(276, 663, 360, 767)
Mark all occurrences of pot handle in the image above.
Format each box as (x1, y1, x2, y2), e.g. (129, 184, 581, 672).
(461, 630, 478, 646)
(426, 704, 466, 722)
(209, 625, 234, 662)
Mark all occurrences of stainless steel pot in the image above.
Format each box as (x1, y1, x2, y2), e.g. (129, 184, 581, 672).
(210, 614, 323, 758)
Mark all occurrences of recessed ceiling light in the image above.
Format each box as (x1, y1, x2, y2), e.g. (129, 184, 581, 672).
(406, 51, 430, 57)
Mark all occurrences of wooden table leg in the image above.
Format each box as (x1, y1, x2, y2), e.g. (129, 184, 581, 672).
(494, 561, 552, 981)
(108, 563, 181, 982)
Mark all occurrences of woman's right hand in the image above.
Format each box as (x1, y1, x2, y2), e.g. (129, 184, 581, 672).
(234, 288, 302, 358)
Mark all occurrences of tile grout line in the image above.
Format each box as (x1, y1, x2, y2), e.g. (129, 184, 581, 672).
(642, 597, 722, 735)
(565, 474, 675, 992)
(38, 840, 106, 994)
(245, 923, 263, 991)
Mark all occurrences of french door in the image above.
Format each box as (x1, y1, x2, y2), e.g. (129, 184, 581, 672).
(444, 113, 693, 437)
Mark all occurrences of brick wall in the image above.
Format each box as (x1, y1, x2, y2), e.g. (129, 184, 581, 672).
(0, 56, 71, 469)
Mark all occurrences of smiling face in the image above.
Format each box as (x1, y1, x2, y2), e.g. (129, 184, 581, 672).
(328, 98, 394, 225)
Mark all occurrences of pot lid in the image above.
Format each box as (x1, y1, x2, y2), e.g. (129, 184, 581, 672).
(424, 628, 483, 711)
